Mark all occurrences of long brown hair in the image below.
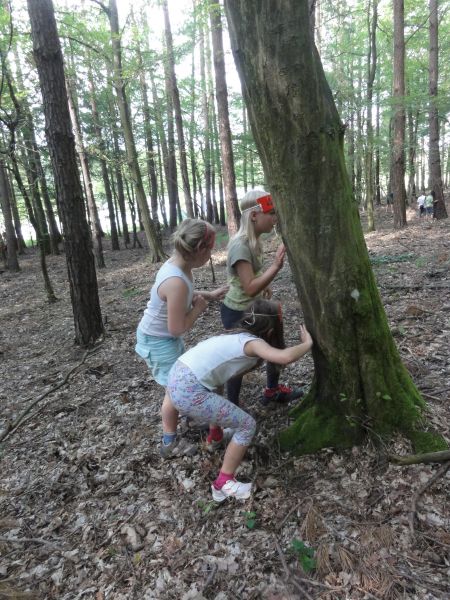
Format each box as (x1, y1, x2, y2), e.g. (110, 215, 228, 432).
(237, 299, 285, 349)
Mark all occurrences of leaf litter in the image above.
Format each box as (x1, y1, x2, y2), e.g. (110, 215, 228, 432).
(0, 204, 450, 599)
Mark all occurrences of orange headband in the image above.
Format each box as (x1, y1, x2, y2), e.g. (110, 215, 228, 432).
(256, 194, 274, 213)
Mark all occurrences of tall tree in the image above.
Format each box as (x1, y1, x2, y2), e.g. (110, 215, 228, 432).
(364, 0, 378, 231)
(392, 0, 407, 227)
(162, 0, 194, 218)
(0, 159, 20, 271)
(26, 0, 103, 346)
(428, 0, 448, 219)
(225, 0, 435, 453)
(105, 0, 164, 259)
(209, 0, 240, 234)
(65, 75, 107, 266)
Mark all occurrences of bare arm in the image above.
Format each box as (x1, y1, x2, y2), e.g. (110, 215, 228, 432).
(235, 244, 285, 298)
(196, 284, 229, 301)
(159, 278, 207, 337)
(244, 325, 313, 365)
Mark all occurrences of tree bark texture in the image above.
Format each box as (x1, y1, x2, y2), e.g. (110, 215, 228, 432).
(27, 0, 103, 346)
(428, 0, 448, 219)
(66, 75, 107, 267)
(392, 0, 407, 228)
(209, 0, 240, 235)
(162, 0, 194, 219)
(225, 0, 427, 454)
(0, 160, 20, 271)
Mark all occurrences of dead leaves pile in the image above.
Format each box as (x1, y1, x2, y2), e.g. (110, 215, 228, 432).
(0, 207, 450, 599)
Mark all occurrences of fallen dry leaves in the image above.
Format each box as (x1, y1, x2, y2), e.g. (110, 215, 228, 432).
(0, 205, 449, 599)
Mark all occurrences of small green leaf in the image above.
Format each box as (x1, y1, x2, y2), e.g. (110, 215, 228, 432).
(382, 394, 392, 400)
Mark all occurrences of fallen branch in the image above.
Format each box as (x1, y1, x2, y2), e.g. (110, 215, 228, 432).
(389, 450, 450, 465)
(409, 461, 450, 538)
(0, 536, 64, 551)
(0, 342, 103, 444)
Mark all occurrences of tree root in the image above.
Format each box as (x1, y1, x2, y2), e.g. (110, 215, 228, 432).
(389, 450, 450, 465)
(408, 461, 450, 538)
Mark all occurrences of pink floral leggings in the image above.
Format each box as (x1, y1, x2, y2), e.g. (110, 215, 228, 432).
(167, 361, 256, 446)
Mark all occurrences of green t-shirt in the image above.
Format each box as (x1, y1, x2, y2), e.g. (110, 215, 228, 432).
(424, 195, 434, 208)
(223, 236, 263, 311)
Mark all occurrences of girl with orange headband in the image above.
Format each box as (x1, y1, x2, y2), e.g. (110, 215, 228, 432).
(215, 190, 303, 424)
(135, 218, 227, 458)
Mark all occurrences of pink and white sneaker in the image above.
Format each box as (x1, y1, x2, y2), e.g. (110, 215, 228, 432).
(211, 479, 252, 502)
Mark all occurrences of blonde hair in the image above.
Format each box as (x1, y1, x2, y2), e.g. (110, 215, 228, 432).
(172, 218, 215, 259)
(230, 189, 269, 256)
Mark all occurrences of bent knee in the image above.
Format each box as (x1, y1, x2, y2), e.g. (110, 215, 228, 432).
(234, 415, 256, 446)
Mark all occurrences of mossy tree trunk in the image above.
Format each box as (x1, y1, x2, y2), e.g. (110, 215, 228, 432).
(225, 0, 430, 454)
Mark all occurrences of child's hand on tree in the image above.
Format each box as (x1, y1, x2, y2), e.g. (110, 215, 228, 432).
(273, 244, 286, 271)
(300, 324, 313, 349)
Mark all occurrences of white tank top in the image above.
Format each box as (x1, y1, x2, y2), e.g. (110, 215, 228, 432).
(138, 260, 194, 337)
(179, 333, 259, 390)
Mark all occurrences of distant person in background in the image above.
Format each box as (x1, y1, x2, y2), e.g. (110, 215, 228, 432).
(417, 192, 426, 217)
(424, 192, 434, 217)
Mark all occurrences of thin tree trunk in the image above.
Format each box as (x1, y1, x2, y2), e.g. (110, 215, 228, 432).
(107, 0, 164, 259)
(365, 0, 378, 232)
(209, 0, 240, 234)
(199, 15, 213, 222)
(428, 0, 448, 219)
(66, 75, 107, 267)
(162, 0, 194, 218)
(392, 0, 407, 228)
(0, 160, 20, 271)
(13, 45, 61, 252)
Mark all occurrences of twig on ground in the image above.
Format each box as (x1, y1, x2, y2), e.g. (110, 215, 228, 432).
(273, 536, 314, 600)
(0, 536, 64, 551)
(409, 461, 450, 537)
(390, 450, 450, 465)
(202, 563, 218, 593)
(0, 342, 103, 444)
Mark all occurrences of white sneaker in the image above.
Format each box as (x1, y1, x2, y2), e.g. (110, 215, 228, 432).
(211, 479, 252, 502)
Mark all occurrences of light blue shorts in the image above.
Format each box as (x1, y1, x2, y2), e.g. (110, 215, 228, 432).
(135, 327, 185, 386)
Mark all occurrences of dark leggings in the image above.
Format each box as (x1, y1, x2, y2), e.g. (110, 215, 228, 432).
(220, 303, 280, 406)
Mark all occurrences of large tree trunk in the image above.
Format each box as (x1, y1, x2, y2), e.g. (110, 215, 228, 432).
(392, 0, 407, 227)
(209, 0, 240, 235)
(428, 0, 448, 220)
(225, 0, 430, 454)
(27, 0, 103, 346)
(0, 160, 20, 272)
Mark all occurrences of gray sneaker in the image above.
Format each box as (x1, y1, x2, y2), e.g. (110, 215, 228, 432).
(160, 437, 197, 459)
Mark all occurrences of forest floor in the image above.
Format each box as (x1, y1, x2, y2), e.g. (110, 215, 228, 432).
(1, 203, 450, 600)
